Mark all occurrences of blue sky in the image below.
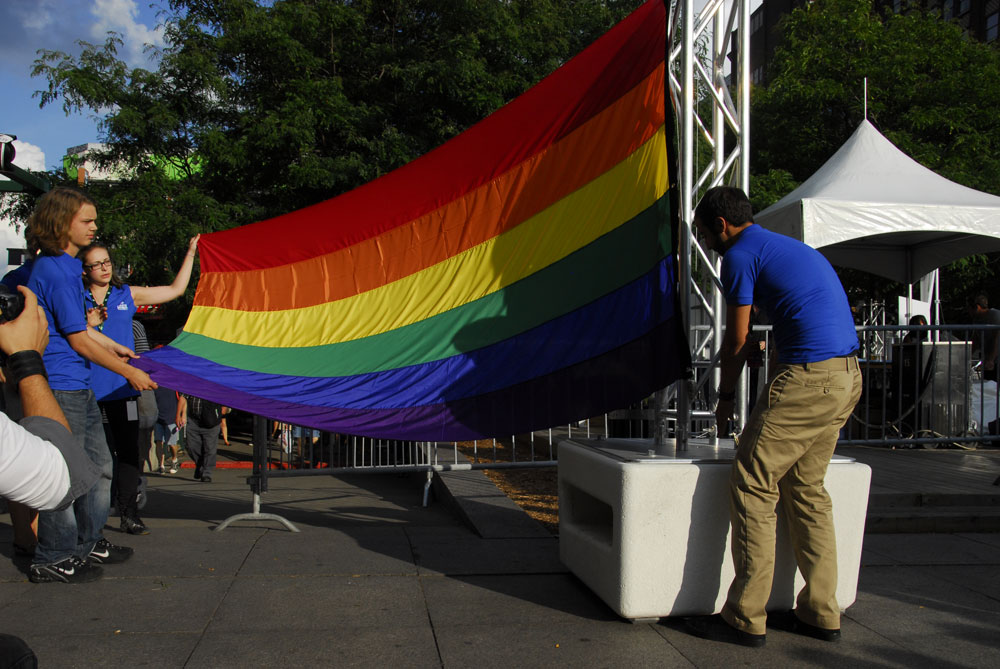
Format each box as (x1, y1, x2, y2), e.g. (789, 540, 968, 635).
(1, 0, 167, 173)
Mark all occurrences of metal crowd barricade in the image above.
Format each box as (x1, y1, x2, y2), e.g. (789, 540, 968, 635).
(744, 323, 1000, 449)
(215, 417, 594, 531)
(214, 323, 1000, 530)
(843, 324, 1000, 448)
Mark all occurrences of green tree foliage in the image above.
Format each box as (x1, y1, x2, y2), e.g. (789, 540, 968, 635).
(33, 0, 645, 218)
(750, 0, 1000, 317)
(22, 0, 643, 333)
(748, 168, 798, 214)
(753, 0, 1000, 192)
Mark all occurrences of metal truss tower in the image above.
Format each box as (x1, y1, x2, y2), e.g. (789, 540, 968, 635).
(662, 0, 751, 448)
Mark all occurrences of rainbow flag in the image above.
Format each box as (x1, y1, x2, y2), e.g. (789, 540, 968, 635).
(136, 0, 688, 441)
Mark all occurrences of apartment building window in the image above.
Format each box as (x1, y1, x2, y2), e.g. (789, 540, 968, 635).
(751, 12, 764, 34)
(959, 0, 970, 14)
(989, 12, 999, 41)
(943, 0, 953, 19)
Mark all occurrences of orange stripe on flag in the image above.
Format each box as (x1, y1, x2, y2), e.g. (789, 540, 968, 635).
(195, 65, 665, 312)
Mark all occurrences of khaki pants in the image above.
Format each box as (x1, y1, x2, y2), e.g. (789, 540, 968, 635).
(721, 355, 862, 635)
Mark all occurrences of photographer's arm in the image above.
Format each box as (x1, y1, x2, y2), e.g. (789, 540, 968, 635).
(0, 287, 76, 510)
(18, 374, 69, 432)
(0, 287, 68, 430)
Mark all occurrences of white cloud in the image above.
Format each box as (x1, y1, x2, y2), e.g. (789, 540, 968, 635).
(20, 3, 54, 32)
(3, 0, 61, 32)
(11, 140, 45, 172)
(89, 0, 165, 67)
(0, 0, 77, 65)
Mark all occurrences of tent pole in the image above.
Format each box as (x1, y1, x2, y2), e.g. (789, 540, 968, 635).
(934, 269, 941, 341)
(906, 284, 912, 327)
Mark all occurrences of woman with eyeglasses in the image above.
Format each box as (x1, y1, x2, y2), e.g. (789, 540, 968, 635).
(80, 235, 200, 534)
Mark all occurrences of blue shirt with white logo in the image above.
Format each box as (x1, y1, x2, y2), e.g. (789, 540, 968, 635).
(89, 284, 138, 401)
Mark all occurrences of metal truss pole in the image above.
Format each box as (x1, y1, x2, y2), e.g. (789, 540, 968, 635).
(666, 0, 750, 448)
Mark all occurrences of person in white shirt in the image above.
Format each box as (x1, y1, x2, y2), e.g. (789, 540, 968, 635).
(0, 286, 101, 555)
(0, 284, 108, 666)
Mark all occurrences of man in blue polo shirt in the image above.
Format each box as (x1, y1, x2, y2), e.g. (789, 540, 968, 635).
(685, 187, 862, 648)
(24, 187, 156, 583)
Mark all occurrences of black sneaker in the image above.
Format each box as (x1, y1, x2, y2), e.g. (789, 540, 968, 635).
(120, 515, 150, 535)
(29, 556, 103, 584)
(88, 538, 134, 564)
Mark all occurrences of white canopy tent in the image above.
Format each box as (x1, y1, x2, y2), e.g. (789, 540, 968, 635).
(755, 120, 1000, 288)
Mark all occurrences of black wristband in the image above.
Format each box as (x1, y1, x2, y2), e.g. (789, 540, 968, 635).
(717, 388, 736, 402)
(6, 350, 48, 385)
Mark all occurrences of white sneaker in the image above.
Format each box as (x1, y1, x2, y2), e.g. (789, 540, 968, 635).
(169, 459, 179, 474)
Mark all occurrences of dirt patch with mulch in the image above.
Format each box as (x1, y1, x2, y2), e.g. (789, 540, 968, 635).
(483, 467, 559, 534)
(455, 438, 560, 535)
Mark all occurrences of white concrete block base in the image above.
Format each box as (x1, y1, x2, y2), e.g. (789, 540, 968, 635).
(558, 438, 871, 621)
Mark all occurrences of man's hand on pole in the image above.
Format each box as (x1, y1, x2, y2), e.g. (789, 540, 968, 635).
(715, 398, 734, 436)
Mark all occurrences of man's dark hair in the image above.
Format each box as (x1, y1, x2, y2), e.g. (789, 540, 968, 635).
(970, 293, 989, 309)
(694, 186, 754, 227)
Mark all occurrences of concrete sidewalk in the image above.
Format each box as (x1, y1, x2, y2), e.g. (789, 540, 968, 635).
(0, 455, 998, 667)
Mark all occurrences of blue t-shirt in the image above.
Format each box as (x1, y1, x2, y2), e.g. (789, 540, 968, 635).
(88, 284, 138, 402)
(27, 254, 90, 390)
(721, 225, 858, 364)
(1, 260, 33, 291)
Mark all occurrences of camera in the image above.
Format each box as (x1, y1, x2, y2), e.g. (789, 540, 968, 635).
(0, 285, 25, 323)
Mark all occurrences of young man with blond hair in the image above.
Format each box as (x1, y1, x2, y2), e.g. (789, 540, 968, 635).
(24, 186, 156, 582)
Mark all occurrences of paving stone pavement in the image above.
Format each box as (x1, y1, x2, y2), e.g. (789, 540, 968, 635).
(0, 451, 997, 667)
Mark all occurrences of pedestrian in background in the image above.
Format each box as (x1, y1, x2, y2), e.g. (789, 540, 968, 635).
(178, 394, 223, 483)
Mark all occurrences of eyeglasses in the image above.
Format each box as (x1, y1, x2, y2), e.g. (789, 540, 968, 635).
(85, 259, 112, 271)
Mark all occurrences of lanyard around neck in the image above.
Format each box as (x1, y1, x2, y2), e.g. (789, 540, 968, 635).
(87, 285, 112, 331)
